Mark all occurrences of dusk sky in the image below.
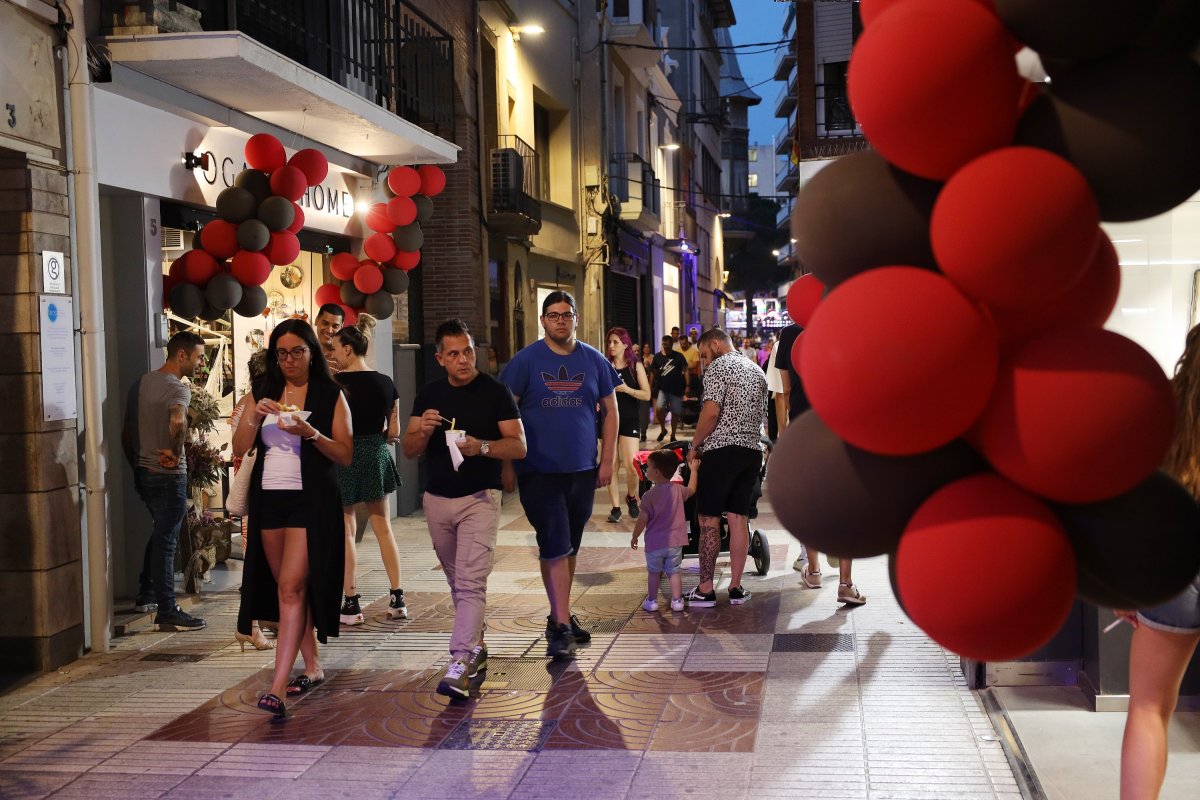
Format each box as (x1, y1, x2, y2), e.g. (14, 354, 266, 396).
(731, 0, 791, 150)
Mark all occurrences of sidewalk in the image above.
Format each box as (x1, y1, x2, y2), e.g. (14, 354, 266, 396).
(0, 487, 1023, 799)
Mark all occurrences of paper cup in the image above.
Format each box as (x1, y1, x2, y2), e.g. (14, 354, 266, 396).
(445, 430, 466, 448)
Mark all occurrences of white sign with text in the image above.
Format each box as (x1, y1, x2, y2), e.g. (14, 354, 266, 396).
(39, 296, 77, 421)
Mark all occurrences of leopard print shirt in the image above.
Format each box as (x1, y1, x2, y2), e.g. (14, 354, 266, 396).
(698, 351, 767, 452)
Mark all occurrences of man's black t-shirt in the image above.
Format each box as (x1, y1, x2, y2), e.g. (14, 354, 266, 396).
(338, 371, 400, 435)
(773, 323, 810, 420)
(650, 350, 689, 396)
(412, 373, 520, 498)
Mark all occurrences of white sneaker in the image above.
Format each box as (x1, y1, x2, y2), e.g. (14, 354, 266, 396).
(670, 597, 685, 613)
(793, 555, 808, 572)
(642, 597, 659, 612)
(837, 582, 866, 606)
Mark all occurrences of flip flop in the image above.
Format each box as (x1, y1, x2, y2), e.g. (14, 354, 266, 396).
(285, 674, 325, 696)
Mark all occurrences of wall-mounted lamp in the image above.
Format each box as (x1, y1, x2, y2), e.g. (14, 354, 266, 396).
(356, 200, 371, 215)
(718, 212, 731, 219)
(772, 249, 781, 257)
(658, 143, 680, 151)
(510, 24, 544, 41)
(183, 152, 211, 170)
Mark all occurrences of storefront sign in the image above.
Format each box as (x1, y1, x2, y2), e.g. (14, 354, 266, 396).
(39, 296, 77, 421)
(42, 250, 65, 294)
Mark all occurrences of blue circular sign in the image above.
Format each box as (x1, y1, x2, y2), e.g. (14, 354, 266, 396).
(47, 303, 58, 323)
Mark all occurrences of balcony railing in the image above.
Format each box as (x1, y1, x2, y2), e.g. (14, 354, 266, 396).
(816, 81, 858, 138)
(610, 153, 661, 219)
(489, 134, 541, 235)
(168, 0, 455, 138)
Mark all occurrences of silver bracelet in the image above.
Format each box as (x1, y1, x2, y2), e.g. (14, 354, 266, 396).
(306, 431, 321, 442)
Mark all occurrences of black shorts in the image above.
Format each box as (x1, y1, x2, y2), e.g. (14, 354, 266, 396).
(696, 446, 762, 518)
(258, 489, 308, 529)
(517, 469, 597, 560)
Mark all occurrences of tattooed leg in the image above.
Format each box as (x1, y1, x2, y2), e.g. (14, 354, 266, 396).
(698, 514, 721, 593)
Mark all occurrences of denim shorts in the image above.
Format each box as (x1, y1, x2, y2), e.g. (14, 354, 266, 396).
(656, 391, 684, 417)
(517, 469, 597, 560)
(1138, 572, 1200, 634)
(645, 546, 683, 576)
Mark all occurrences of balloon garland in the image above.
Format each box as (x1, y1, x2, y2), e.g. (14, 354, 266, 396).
(768, 0, 1200, 661)
(314, 163, 443, 321)
(166, 135, 329, 319)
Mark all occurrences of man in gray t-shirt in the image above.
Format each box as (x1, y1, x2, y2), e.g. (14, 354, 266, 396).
(121, 331, 207, 631)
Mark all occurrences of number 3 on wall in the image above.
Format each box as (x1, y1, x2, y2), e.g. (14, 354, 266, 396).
(5, 104, 15, 129)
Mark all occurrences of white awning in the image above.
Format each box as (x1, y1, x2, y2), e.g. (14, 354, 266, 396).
(102, 31, 459, 166)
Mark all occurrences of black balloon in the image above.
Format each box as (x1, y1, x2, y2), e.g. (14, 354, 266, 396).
(199, 302, 226, 321)
(234, 169, 272, 204)
(392, 222, 423, 252)
(365, 290, 395, 319)
(205, 272, 243, 311)
(382, 268, 410, 295)
(237, 219, 270, 252)
(1054, 471, 1200, 609)
(257, 196, 296, 232)
(995, 0, 1165, 62)
(340, 282, 366, 307)
(234, 284, 268, 318)
(1015, 50, 1200, 222)
(791, 151, 941, 288)
(413, 194, 434, 224)
(765, 411, 985, 559)
(216, 187, 257, 223)
(169, 281, 205, 318)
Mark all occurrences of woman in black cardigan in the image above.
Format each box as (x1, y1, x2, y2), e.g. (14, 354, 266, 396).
(233, 319, 353, 716)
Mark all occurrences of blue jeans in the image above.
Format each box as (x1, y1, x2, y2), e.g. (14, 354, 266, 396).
(135, 469, 188, 608)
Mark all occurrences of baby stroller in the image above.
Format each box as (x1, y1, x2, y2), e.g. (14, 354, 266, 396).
(632, 440, 772, 576)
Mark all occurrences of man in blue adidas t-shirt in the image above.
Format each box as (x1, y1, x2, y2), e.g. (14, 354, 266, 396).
(501, 291, 619, 659)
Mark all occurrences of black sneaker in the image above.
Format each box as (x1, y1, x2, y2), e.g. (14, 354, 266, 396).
(657, 429, 667, 442)
(340, 594, 364, 626)
(387, 589, 408, 620)
(607, 507, 622, 523)
(134, 595, 157, 614)
(627, 495, 640, 520)
(546, 623, 577, 660)
(545, 614, 592, 644)
(728, 586, 752, 605)
(155, 605, 205, 631)
(684, 587, 717, 608)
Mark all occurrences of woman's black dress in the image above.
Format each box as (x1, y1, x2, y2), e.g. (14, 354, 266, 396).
(236, 379, 346, 643)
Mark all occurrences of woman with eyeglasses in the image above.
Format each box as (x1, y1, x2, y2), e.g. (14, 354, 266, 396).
(232, 319, 354, 717)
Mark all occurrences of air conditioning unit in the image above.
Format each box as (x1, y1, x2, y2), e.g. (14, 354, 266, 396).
(161, 228, 184, 250)
(491, 148, 523, 211)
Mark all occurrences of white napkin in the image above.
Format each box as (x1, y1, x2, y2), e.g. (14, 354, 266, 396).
(447, 434, 466, 471)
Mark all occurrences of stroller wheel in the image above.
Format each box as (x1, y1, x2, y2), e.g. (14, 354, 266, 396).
(751, 530, 770, 575)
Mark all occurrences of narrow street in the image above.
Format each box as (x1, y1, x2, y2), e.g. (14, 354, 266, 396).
(0, 490, 1021, 800)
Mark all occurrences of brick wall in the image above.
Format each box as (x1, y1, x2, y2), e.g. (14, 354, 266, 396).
(407, 0, 486, 344)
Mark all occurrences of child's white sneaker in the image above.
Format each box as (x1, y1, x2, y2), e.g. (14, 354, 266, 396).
(642, 597, 659, 612)
(670, 596, 685, 613)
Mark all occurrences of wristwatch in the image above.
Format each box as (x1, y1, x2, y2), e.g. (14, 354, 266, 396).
(480, 441, 491, 457)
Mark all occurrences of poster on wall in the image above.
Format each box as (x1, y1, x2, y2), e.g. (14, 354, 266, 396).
(39, 296, 77, 421)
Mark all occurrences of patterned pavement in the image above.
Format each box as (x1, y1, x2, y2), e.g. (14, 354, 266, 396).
(0, 483, 1025, 799)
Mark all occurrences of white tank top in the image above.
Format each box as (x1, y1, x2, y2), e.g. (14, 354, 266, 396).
(261, 417, 303, 490)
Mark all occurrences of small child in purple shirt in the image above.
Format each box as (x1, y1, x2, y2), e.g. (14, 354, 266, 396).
(631, 449, 700, 612)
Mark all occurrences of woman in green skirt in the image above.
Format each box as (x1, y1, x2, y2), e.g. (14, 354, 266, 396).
(329, 317, 407, 624)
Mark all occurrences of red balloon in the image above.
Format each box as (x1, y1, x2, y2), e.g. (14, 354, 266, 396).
(847, 0, 1022, 179)
(391, 250, 421, 271)
(990, 232, 1120, 349)
(287, 202, 305, 234)
(932, 147, 1100, 310)
(168, 256, 186, 281)
(387, 195, 417, 227)
(269, 166, 308, 202)
(330, 252, 361, 281)
(315, 282, 342, 307)
(800, 267, 999, 455)
(230, 250, 271, 287)
(387, 166, 421, 197)
(366, 203, 396, 234)
(287, 148, 328, 187)
(245, 133, 286, 174)
(263, 231, 300, 266)
(973, 327, 1175, 503)
(364, 233, 397, 263)
(163, 273, 180, 309)
(181, 248, 220, 286)
(338, 304, 358, 326)
(788, 330, 805, 377)
(353, 263, 384, 294)
(418, 164, 447, 197)
(786, 274, 824, 326)
(199, 220, 239, 260)
(896, 473, 1076, 661)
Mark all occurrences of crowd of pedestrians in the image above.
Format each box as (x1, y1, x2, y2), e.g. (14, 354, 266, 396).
(128, 293, 870, 716)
